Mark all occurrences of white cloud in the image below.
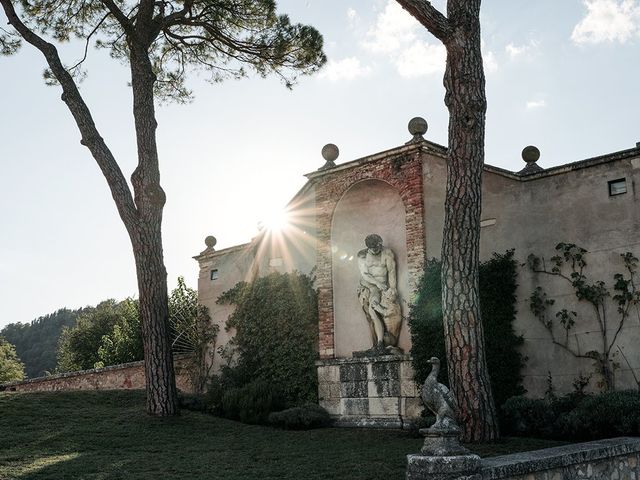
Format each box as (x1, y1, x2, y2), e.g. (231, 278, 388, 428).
(526, 100, 547, 110)
(505, 40, 539, 59)
(571, 0, 640, 44)
(346, 8, 359, 29)
(319, 57, 372, 82)
(483, 50, 498, 73)
(396, 43, 446, 78)
(363, 1, 419, 54)
(360, 0, 493, 78)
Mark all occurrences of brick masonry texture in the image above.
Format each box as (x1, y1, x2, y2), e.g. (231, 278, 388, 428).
(1, 355, 194, 394)
(314, 147, 427, 358)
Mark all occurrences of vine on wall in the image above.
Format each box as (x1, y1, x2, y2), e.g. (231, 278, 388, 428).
(528, 243, 640, 391)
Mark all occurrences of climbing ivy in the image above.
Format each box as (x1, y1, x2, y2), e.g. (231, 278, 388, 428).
(408, 250, 525, 409)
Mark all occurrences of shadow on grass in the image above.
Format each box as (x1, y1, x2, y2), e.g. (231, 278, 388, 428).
(1, 391, 420, 480)
(1, 391, 568, 480)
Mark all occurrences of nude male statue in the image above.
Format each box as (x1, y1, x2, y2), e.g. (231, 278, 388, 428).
(356, 234, 403, 355)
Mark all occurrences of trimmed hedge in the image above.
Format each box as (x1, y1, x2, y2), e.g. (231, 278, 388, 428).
(219, 380, 286, 425)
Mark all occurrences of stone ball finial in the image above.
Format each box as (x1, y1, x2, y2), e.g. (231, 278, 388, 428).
(322, 143, 339, 162)
(319, 143, 339, 170)
(521, 145, 540, 164)
(204, 235, 217, 249)
(407, 117, 428, 143)
(518, 145, 543, 176)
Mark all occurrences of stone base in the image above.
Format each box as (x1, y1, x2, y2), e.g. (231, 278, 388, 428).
(316, 355, 421, 428)
(406, 454, 481, 480)
(333, 416, 406, 429)
(420, 428, 470, 456)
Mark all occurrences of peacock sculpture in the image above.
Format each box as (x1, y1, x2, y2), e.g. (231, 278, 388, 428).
(421, 357, 460, 432)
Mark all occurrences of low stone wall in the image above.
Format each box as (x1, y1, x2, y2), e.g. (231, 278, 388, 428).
(481, 437, 640, 480)
(0, 355, 194, 394)
(408, 437, 640, 479)
(317, 354, 421, 428)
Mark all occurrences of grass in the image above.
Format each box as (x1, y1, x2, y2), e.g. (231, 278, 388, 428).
(0, 390, 566, 480)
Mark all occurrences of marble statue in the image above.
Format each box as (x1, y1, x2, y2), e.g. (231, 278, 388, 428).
(356, 234, 403, 355)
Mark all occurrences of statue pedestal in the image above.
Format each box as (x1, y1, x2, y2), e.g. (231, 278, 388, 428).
(406, 427, 480, 480)
(420, 428, 471, 456)
(406, 453, 481, 480)
(316, 354, 421, 428)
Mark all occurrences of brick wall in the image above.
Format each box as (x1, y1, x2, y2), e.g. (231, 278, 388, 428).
(312, 144, 427, 359)
(0, 355, 194, 394)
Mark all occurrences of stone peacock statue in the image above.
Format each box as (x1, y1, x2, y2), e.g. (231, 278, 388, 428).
(421, 357, 460, 432)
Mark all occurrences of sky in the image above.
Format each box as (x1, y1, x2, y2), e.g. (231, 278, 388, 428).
(1, 0, 640, 329)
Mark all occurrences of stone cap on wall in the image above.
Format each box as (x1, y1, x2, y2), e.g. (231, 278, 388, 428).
(316, 354, 412, 367)
(481, 437, 640, 479)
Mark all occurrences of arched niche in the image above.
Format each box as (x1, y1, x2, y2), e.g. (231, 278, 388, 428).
(331, 179, 410, 357)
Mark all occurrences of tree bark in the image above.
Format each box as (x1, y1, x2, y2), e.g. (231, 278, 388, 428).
(397, 0, 499, 441)
(125, 28, 179, 416)
(132, 222, 178, 415)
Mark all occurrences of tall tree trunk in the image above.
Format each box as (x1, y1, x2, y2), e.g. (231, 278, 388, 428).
(440, 0, 498, 443)
(128, 41, 179, 416)
(132, 223, 178, 415)
(396, 0, 499, 441)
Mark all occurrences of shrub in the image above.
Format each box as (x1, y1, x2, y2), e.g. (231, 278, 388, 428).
(409, 251, 526, 410)
(555, 391, 640, 440)
(502, 390, 640, 441)
(501, 396, 558, 438)
(220, 380, 286, 425)
(268, 404, 332, 430)
(217, 271, 318, 406)
(177, 392, 207, 412)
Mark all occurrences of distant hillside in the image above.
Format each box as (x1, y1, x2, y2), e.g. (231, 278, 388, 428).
(1, 308, 82, 378)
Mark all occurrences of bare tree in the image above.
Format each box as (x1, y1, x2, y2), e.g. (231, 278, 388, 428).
(0, 0, 325, 415)
(394, 0, 498, 441)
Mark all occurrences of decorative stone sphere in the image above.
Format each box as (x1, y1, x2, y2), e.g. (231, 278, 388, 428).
(408, 117, 428, 136)
(204, 235, 217, 249)
(522, 145, 540, 163)
(322, 143, 339, 162)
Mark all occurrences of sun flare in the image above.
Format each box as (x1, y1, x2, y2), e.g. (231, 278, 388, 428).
(263, 209, 290, 232)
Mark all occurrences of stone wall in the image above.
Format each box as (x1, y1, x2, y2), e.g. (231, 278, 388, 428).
(194, 136, 640, 398)
(408, 437, 640, 480)
(0, 355, 194, 393)
(480, 437, 640, 480)
(317, 355, 421, 428)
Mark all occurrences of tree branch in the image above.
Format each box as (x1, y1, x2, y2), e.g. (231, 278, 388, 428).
(161, 0, 193, 28)
(0, 0, 139, 227)
(395, 0, 451, 44)
(99, 0, 135, 35)
(69, 10, 111, 71)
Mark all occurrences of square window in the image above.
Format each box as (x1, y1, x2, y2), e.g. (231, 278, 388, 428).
(608, 178, 627, 196)
(210, 269, 219, 281)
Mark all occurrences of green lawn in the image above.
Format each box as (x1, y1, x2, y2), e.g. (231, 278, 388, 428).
(0, 391, 565, 480)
